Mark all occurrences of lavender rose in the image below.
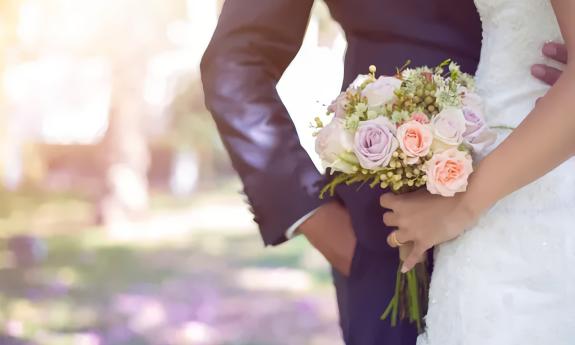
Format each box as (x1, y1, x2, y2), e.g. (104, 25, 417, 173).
(465, 126, 498, 156)
(462, 108, 487, 138)
(315, 118, 356, 173)
(361, 76, 403, 108)
(353, 117, 398, 169)
(461, 102, 497, 155)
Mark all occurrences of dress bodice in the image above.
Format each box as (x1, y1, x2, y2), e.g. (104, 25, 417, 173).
(473, 0, 562, 127)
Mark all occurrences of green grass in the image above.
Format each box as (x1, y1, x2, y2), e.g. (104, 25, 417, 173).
(0, 190, 341, 345)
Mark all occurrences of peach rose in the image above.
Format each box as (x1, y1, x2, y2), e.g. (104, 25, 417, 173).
(425, 148, 473, 197)
(410, 112, 430, 124)
(397, 121, 433, 164)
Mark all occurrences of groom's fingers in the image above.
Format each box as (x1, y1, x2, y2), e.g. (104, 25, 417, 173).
(543, 42, 568, 64)
(531, 64, 563, 86)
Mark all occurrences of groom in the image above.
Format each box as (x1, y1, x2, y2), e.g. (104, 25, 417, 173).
(201, 1, 566, 344)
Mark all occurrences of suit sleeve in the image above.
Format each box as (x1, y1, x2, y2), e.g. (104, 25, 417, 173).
(200, 0, 334, 246)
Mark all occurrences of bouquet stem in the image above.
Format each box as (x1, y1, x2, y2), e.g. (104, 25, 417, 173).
(380, 245, 430, 334)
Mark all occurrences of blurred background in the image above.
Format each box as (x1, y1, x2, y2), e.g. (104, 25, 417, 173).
(0, 0, 346, 344)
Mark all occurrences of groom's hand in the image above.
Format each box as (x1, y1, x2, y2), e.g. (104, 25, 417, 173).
(298, 201, 356, 277)
(532, 42, 568, 85)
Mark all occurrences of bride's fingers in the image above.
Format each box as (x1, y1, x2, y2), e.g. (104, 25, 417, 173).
(380, 193, 398, 210)
(382, 211, 399, 227)
(386, 230, 411, 248)
(401, 245, 426, 273)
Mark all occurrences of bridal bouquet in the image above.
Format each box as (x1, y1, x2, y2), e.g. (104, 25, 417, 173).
(313, 60, 496, 332)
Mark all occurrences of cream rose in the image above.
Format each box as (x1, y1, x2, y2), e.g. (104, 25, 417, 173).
(361, 76, 403, 108)
(397, 121, 433, 164)
(431, 108, 466, 149)
(315, 118, 356, 174)
(425, 148, 473, 197)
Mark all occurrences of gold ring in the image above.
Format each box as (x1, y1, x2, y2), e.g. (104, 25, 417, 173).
(390, 232, 405, 247)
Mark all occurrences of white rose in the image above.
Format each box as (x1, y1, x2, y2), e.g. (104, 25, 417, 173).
(431, 108, 466, 149)
(315, 118, 356, 174)
(349, 74, 370, 90)
(361, 76, 403, 108)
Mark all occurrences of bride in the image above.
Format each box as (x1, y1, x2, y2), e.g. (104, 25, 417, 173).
(380, 0, 575, 343)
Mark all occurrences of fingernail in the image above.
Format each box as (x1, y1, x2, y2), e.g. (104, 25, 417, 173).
(401, 265, 409, 274)
(543, 43, 557, 57)
(531, 65, 546, 78)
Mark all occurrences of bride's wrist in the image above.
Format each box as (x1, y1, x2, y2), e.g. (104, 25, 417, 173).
(456, 190, 486, 224)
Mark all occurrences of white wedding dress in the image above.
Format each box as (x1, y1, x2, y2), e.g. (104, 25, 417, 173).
(418, 1, 575, 344)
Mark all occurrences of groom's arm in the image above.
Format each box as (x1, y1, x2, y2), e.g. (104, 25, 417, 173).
(201, 0, 324, 246)
(201, 0, 356, 274)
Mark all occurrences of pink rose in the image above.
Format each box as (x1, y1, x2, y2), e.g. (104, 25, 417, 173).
(410, 112, 430, 124)
(361, 76, 402, 108)
(327, 92, 349, 119)
(354, 117, 398, 169)
(425, 148, 473, 197)
(397, 121, 433, 164)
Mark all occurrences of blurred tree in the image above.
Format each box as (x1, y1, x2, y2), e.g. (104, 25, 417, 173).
(0, 0, 21, 188)
(97, 0, 186, 224)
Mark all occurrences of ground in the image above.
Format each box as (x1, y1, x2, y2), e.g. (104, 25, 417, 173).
(0, 187, 343, 345)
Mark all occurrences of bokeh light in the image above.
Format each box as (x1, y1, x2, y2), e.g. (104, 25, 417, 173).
(0, 1, 346, 344)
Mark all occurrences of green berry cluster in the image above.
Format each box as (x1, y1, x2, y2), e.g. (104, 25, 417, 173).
(390, 77, 439, 119)
(379, 151, 430, 193)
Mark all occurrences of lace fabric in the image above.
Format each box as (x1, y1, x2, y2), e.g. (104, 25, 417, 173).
(418, 1, 575, 344)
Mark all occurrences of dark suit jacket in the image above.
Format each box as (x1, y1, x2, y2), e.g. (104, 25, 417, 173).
(201, 0, 482, 252)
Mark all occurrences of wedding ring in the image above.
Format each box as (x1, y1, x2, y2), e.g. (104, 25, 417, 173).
(389, 232, 405, 247)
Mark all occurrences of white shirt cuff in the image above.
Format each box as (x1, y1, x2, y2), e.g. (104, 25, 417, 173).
(285, 208, 319, 239)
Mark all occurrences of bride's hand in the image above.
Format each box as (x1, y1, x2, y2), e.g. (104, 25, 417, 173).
(380, 189, 478, 273)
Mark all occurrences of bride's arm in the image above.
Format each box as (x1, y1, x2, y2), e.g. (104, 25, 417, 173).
(380, 0, 575, 272)
(465, 0, 575, 214)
